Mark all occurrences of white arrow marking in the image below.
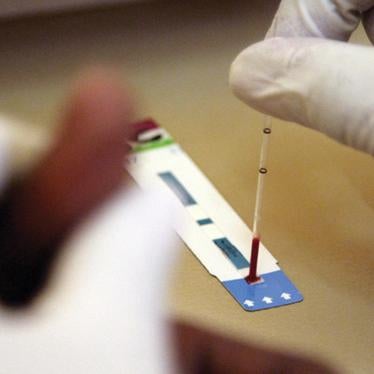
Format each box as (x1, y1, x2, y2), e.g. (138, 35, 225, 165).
(243, 299, 254, 307)
(262, 297, 273, 304)
(281, 292, 291, 300)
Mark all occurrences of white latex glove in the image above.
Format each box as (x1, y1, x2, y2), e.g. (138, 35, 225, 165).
(0, 186, 180, 374)
(230, 0, 374, 155)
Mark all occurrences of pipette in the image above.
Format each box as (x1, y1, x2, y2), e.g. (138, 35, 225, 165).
(246, 115, 272, 284)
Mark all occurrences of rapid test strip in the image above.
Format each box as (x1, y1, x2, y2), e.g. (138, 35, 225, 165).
(126, 120, 303, 311)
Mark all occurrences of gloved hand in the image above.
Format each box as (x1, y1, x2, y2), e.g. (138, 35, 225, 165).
(230, 0, 374, 155)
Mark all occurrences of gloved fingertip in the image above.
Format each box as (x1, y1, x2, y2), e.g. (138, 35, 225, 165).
(229, 40, 272, 106)
(229, 38, 301, 108)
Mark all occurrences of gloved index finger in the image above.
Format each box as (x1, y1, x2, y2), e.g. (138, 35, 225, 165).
(266, 0, 374, 41)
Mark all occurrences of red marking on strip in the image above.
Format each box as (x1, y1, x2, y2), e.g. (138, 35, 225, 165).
(130, 118, 159, 141)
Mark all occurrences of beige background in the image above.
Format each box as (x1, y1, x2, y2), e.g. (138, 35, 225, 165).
(0, 1, 373, 373)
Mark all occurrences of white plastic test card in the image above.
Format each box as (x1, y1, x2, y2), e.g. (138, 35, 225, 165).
(127, 120, 303, 312)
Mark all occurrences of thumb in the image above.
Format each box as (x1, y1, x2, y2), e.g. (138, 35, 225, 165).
(230, 37, 374, 155)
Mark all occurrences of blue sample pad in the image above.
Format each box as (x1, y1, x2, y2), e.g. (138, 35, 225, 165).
(223, 270, 303, 311)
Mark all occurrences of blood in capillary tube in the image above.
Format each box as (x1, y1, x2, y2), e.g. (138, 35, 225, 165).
(245, 236, 261, 284)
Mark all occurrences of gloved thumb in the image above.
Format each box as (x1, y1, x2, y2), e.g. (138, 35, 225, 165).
(230, 37, 374, 155)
